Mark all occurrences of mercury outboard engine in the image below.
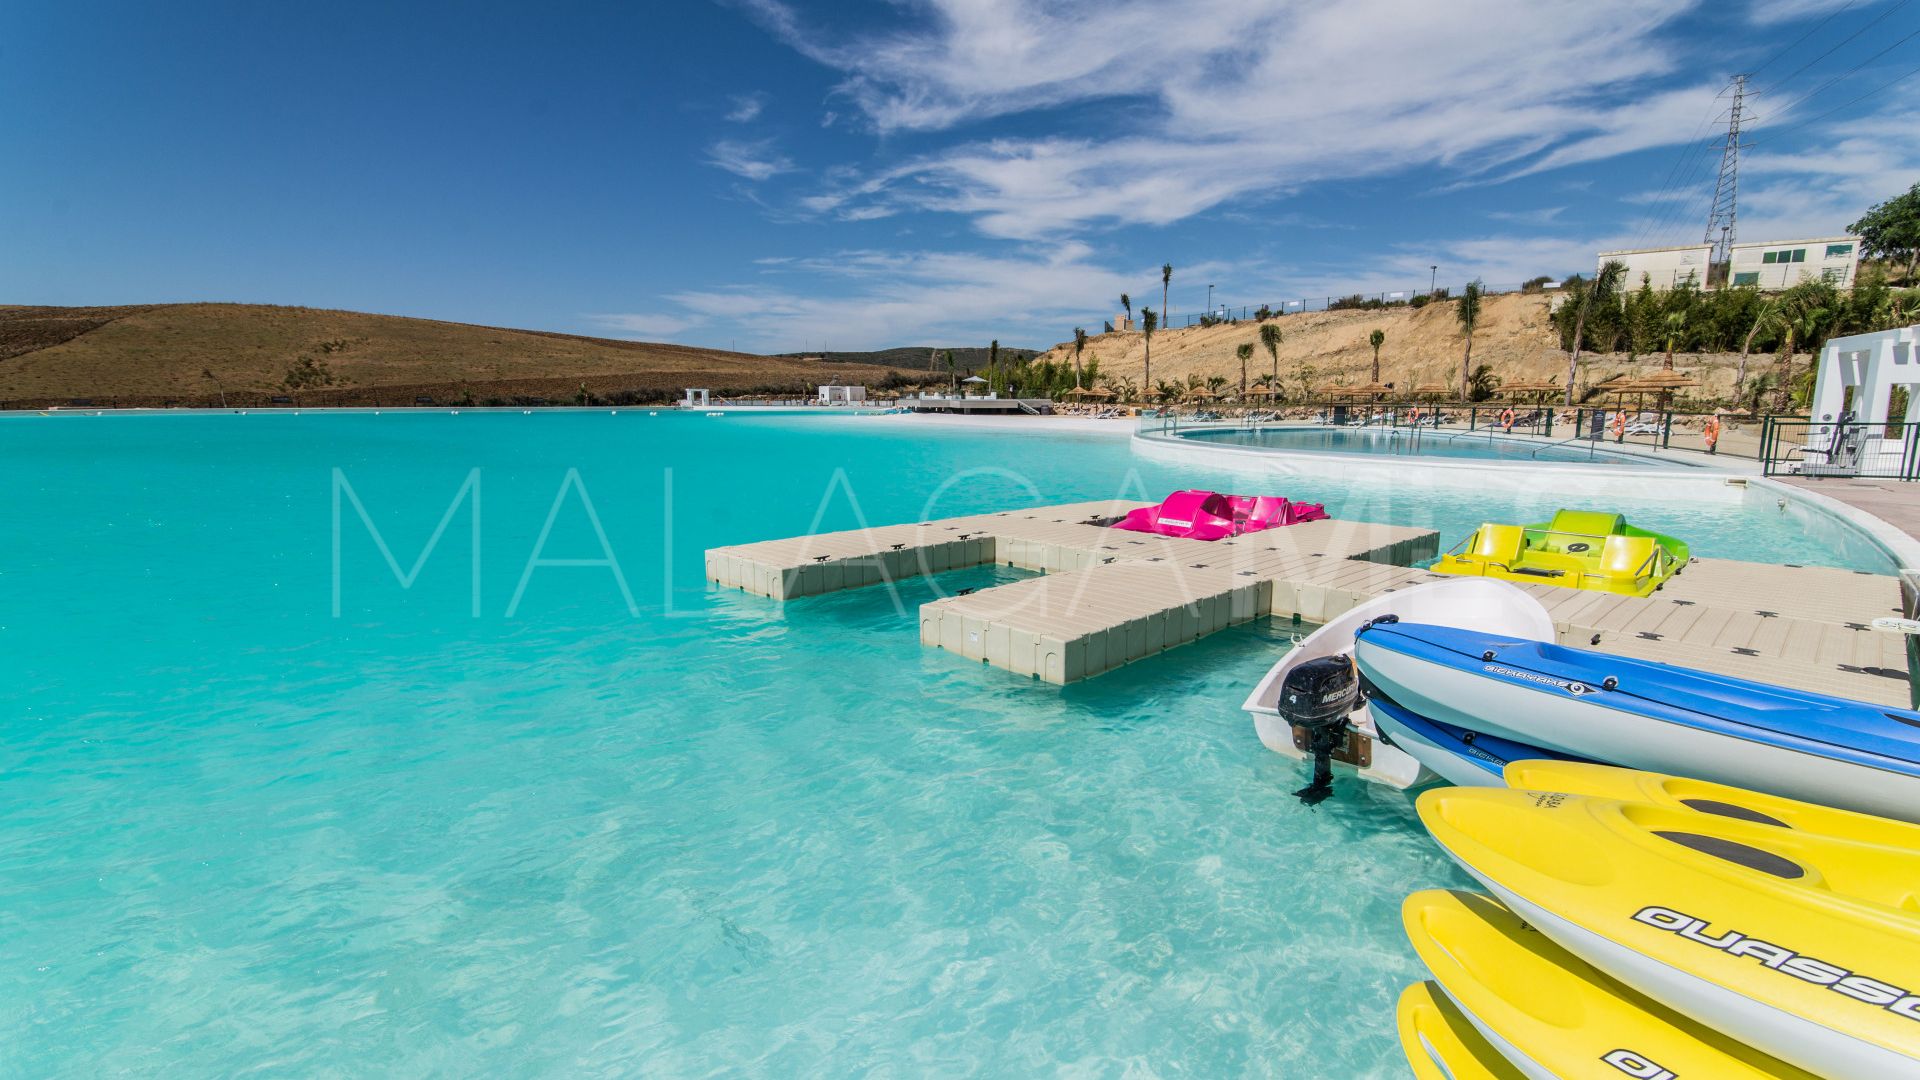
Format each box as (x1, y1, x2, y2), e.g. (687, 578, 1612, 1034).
(1279, 654, 1361, 805)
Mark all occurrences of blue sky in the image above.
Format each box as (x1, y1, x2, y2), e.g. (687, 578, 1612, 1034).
(4, 0, 1915, 352)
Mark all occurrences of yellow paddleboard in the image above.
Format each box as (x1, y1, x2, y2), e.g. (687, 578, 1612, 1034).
(1404, 888, 1817, 1079)
(1503, 760, 1920, 849)
(1417, 787, 1920, 1079)
(1397, 981, 1526, 1080)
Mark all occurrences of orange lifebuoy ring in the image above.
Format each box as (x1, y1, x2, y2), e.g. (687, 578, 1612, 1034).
(1499, 408, 1516, 429)
(1611, 412, 1626, 438)
(1703, 416, 1721, 449)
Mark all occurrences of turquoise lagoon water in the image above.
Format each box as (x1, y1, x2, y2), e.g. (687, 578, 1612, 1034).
(0, 412, 1897, 1077)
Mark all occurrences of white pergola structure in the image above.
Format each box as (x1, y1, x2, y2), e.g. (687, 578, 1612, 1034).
(1804, 325, 1919, 475)
(682, 388, 711, 407)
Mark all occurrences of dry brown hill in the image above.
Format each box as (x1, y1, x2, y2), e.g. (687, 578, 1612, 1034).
(1042, 293, 1761, 403)
(0, 303, 910, 407)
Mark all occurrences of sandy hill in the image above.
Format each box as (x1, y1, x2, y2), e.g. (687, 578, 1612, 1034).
(0, 303, 911, 407)
(1040, 293, 1756, 402)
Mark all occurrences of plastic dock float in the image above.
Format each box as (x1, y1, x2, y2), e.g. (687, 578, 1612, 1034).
(706, 502, 1914, 703)
(707, 501, 1442, 683)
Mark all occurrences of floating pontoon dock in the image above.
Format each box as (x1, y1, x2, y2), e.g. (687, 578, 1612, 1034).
(705, 500, 1913, 706)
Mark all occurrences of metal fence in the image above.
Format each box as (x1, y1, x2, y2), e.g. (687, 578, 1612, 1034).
(1140, 402, 1766, 460)
(1153, 281, 1553, 330)
(1760, 418, 1919, 479)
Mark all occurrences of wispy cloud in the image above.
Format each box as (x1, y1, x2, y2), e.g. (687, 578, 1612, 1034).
(707, 138, 796, 181)
(1485, 207, 1566, 225)
(741, 0, 1714, 238)
(1747, 0, 1860, 25)
(612, 243, 1248, 351)
(584, 313, 702, 339)
(724, 92, 768, 123)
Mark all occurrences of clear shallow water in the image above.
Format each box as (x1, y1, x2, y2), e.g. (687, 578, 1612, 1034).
(0, 412, 1896, 1076)
(1181, 424, 1693, 466)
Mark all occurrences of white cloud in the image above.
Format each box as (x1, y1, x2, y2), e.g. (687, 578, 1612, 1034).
(585, 313, 702, 339)
(1748, 0, 1860, 25)
(743, 0, 1715, 238)
(724, 92, 768, 123)
(1485, 207, 1567, 225)
(707, 138, 796, 181)
(621, 243, 1248, 351)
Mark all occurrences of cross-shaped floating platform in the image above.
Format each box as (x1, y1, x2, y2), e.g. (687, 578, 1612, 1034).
(705, 500, 1913, 705)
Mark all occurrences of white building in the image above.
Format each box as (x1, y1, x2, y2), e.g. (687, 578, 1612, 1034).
(1596, 244, 1711, 290)
(817, 384, 867, 405)
(1594, 236, 1864, 292)
(1728, 236, 1861, 289)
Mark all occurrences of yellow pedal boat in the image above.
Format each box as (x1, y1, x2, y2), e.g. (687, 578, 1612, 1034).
(1430, 510, 1689, 597)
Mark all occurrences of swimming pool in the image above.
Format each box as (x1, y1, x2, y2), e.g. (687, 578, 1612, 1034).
(0, 412, 1897, 1075)
(1176, 423, 1693, 466)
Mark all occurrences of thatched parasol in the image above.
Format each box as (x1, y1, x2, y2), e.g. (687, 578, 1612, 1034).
(1183, 386, 1219, 400)
(1063, 385, 1115, 399)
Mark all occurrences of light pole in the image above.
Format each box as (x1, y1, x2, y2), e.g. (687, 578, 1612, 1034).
(1429, 266, 1438, 294)
(1207, 284, 1215, 318)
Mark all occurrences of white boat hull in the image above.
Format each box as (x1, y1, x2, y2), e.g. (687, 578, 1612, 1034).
(1242, 579, 1556, 790)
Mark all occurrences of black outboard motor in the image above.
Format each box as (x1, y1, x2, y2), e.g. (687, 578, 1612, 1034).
(1279, 654, 1361, 805)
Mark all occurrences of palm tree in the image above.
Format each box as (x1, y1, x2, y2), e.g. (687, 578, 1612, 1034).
(1206, 375, 1228, 395)
(1662, 310, 1686, 370)
(944, 349, 956, 391)
(1161, 263, 1173, 328)
(1155, 379, 1181, 403)
(1777, 302, 1831, 402)
(1235, 342, 1254, 399)
(201, 368, 227, 408)
(1072, 327, 1088, 387)
(1259, 322, 1283, 387)
(1367, 328, 1386, 384)
(1120, 293, 1132, 324)
(1254, 371, 1280, 403)
(988, 339, 1000, 393)
(1456, 280, 1484, 399)
(1104, 374, 1138, 402)
(1141, 307, 1158, 394)
(1564, 260, 1625, 405)
(1738, 297, 1780, 399)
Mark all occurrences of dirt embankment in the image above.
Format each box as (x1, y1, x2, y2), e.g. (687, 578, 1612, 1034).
(1039, 293, 1784, 403)
(0, 303, 909, 407)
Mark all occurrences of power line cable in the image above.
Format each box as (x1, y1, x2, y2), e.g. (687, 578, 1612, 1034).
(1750, 24, 1920, 123)
(1749, 58, 1920, 145)
(1753, 0, 1912, 95)
(1748, 0, 1860, 79)
(1630, 99, 1732, 248)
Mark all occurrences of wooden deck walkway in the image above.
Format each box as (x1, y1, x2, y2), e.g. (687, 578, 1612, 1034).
(706, 501, 1914, 705)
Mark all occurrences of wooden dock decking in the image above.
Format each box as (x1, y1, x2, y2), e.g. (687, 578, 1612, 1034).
(705, 501, 1914, 706)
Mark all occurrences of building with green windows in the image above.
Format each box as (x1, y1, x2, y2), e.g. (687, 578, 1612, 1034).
(1727, 236, 1860, 289)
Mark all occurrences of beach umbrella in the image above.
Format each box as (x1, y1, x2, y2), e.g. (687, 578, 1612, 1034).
(1183, 386, 1219, 400)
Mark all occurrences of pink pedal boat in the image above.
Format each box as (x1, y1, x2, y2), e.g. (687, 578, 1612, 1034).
(1110, 490, 1330, 541)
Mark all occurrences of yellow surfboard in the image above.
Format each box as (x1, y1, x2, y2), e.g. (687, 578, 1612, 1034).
(1397, 981, 1526, 1080)
(1416, 787, 1920, 1079)
(1503, 760, 1920, 850)
(1404, 889, 1817, 1079)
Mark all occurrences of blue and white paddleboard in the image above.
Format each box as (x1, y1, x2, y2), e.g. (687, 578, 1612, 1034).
(1354, 621, 1920, 822)
(1366, 694, 1586, 788)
